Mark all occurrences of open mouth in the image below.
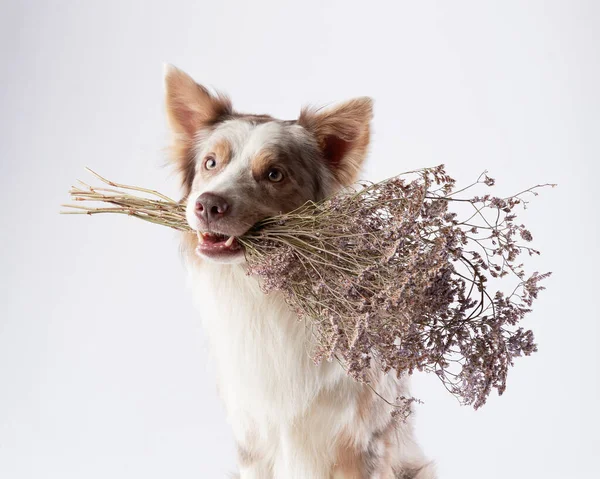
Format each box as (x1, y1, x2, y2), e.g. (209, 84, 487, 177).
(195, 231, 244, 259)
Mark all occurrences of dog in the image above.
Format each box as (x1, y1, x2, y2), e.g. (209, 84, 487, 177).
(164, 65, 436, 479)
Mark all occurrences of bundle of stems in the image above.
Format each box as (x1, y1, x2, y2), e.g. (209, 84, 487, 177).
(62, 165, 553, 409)
(62, 168, 189, 230)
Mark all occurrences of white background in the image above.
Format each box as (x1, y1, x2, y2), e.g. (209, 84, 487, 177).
(1, 1, 598, 477)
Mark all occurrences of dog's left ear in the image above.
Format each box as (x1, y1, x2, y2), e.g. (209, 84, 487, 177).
(299, 97, 373, 185)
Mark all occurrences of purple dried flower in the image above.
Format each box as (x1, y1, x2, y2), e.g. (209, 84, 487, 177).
(483, 175, 495, 186)
(238, 165, 552, 409)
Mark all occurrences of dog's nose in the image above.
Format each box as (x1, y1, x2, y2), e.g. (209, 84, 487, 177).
(195, 192, 230, 222)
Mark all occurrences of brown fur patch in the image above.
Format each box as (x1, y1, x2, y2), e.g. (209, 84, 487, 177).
(250, 147, 278, 181)
(357, 383, 375, 425)
(334, 426, 395, 478)
(212, 138, 232, 165)
(198, 138, 233, 181)
(333, 432, 367, 479)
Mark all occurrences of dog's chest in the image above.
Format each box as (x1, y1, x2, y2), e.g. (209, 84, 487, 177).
(189, 263, 346, 422)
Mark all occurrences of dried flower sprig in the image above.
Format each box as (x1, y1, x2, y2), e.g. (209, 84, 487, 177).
(62, 165, 553, 409)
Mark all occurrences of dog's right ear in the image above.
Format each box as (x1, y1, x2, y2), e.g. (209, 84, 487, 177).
(298, 97, 373, 187)
(164, 64, 232, 138)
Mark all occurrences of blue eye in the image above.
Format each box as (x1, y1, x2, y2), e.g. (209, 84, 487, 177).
(267, 168, 284, 182)
(204, 156, 217, 170)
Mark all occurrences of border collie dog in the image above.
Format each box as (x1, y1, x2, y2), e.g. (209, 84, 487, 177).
(164, 65, 435, 479)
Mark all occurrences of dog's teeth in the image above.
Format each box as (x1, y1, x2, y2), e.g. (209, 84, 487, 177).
(224, 236, 235, 247)
(197, 231, 204, 244)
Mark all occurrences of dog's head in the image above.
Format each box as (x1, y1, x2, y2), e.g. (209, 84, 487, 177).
(164, 65, 372, 263)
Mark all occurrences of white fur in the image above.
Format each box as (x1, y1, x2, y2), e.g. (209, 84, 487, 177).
(190, 262, 346, 477)
(188, 261, 433, 478)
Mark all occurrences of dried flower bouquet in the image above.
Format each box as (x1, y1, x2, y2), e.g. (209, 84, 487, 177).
(63, 165, 552, 409)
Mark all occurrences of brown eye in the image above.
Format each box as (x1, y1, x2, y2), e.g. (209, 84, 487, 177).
(204, 155, 217, 170)
(267, 168, 284, 182)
